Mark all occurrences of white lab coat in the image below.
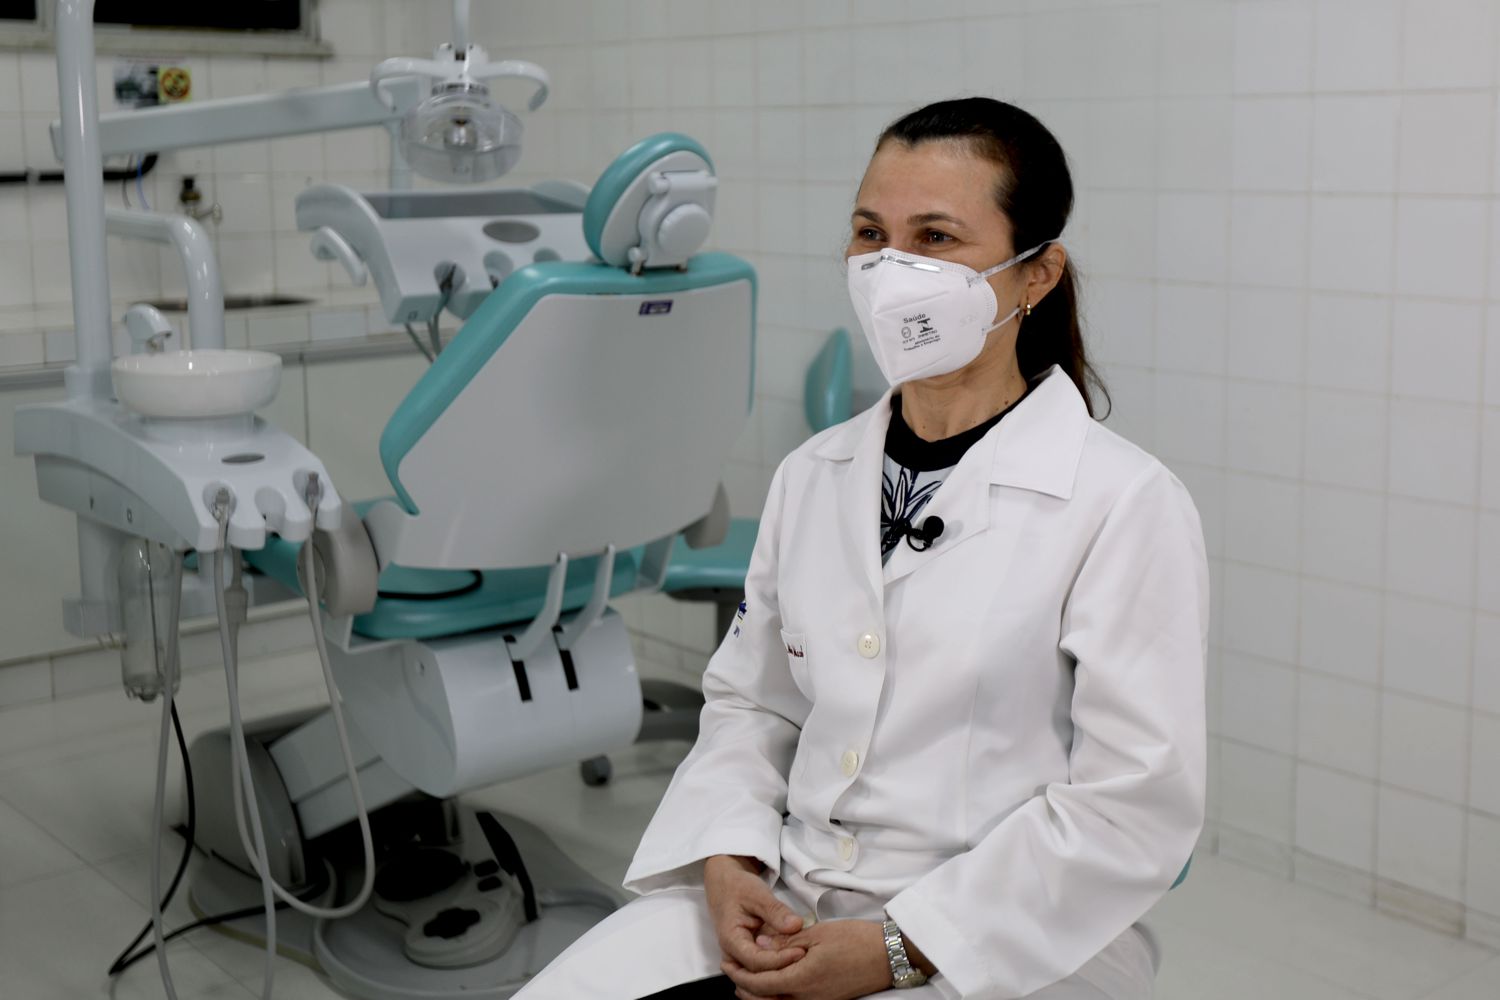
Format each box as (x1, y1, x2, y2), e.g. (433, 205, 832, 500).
(519, 365, 1208, 1000)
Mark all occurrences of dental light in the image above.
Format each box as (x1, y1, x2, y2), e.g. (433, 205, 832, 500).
(370, 0, 549, 184)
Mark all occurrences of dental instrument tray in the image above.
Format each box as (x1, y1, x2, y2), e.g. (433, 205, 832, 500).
(295, 183, 594, 325)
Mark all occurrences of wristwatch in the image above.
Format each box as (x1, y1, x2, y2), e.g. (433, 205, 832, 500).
(881, 917, 928, 988)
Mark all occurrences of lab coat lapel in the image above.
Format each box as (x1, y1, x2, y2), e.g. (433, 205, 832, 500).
(814, 389, 895, 607)
(881, 366, 1090, 587)
(986, 365, 1090, 500)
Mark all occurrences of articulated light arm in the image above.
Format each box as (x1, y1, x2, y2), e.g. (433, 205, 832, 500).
(51, 78, 426, 160)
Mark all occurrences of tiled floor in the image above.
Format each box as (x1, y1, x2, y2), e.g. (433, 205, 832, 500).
(1, 650, 1496, 1000)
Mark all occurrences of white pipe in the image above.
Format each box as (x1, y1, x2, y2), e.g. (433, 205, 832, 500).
(106, 211, 225, 351)
(55, 0, 112, 396)
(56, 0, 120, 620)
(454, 0, 472, 51)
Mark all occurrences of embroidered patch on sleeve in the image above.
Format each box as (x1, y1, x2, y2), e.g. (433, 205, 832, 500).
(732, 600, 747, 638)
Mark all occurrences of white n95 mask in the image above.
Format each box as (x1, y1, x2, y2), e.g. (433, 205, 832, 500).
(846, 243, 1049, 386)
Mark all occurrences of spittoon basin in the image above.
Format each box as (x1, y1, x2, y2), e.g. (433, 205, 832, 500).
(112, 349, 282, 419)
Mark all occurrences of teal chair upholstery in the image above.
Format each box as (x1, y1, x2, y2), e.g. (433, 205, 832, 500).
(244, 502, 647, 641)
(803, 325, 853, 437)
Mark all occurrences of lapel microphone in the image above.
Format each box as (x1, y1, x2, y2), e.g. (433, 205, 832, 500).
(905, 515, 945, 552)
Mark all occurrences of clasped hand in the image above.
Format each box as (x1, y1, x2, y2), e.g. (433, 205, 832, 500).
(703, 855, 890, 1000)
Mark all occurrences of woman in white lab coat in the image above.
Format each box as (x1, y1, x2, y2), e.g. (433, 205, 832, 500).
(516, 98, 1209, 1000)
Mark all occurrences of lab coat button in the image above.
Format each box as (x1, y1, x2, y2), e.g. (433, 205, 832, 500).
(840, 749, 859, 776)
(857, 632, 880, 658)
(838, 836, 855, 861)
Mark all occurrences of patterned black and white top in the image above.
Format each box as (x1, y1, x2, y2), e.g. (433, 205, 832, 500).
(879, 390, 1030, 563)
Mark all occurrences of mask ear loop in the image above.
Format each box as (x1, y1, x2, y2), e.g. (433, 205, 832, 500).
(976, 238, 1055, 332)
(981, 304, 1022, 335)
(969, 240, 1053, 284)
(975, 238, 1060, 333)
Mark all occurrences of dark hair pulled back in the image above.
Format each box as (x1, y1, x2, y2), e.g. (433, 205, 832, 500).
(878, 98, 1109, 419)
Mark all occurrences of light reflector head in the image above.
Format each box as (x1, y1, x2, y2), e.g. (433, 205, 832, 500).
(400, 82, 522, 184)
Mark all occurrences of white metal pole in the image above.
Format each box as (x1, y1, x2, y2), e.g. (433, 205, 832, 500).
(55, 0, 123, 631)
(55, 0, 112, 398)
(454, 0, 472, 51)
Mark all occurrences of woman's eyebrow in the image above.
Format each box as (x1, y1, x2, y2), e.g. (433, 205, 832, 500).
(907, 211, 968, 229)
(850, 207, 969, 229)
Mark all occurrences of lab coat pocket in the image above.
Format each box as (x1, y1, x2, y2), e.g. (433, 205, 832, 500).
(779, 628, 812, 698)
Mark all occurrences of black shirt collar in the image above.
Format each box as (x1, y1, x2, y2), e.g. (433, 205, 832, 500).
(884, 385, 1032, 472)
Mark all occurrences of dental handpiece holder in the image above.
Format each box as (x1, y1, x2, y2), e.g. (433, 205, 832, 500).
(15, 347, 345, 638)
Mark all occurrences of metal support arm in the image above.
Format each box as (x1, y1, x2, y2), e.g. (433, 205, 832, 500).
(52, 78, 423, 160)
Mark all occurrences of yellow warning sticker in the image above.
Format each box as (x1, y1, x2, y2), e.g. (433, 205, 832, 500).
(158, 66, 192, 103)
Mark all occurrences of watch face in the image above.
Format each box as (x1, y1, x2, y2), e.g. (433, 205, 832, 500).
(894, 968, 928, 988)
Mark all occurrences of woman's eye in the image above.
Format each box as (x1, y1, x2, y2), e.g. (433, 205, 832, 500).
(922, 230, 953, 245)
(855, 227, 883, 242)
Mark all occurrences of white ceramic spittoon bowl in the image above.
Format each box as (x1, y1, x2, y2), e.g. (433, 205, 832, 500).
(112, 349, 283, 419)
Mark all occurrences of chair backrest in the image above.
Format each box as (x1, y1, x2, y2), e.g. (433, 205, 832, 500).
(804, 328, 852, 433)
(363, 135, 755, 571)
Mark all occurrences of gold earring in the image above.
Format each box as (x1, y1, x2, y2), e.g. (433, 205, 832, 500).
(1023, 301, 1032, 317)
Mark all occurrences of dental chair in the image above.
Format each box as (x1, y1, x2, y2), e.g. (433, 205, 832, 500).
(190, 133, 756, 999)
(566, 328, 854, 784)
(657, 326, 852, 638)
(660, 328, 858, 632)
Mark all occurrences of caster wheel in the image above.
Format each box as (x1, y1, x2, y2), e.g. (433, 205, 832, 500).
(580, 756, 612, 787)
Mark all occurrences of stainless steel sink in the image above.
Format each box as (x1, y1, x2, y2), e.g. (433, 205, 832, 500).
(144, 294, 316, 312)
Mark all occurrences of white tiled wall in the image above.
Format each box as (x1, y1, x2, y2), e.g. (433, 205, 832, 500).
(0, 4, 453, 362)
(475, 0, 1500, 947)
(1, 0, 1497, 949)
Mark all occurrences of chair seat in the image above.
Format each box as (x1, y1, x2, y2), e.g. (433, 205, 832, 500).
(243, 500, 643, 641)
(657, 517, 759, 594)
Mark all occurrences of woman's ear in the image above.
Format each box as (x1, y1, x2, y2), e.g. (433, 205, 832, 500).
(1024, 244, 1068, 308)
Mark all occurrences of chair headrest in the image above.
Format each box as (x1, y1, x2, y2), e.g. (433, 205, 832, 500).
(582, 132, 717, 272)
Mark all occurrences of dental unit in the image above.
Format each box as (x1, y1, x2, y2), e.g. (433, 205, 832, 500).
(13, 2, 752, 998)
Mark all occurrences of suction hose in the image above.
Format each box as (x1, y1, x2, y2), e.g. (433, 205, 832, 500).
(210, 477, 378, 1000)
(148, 602, 182, 1000)
(211, 490, 278, 999)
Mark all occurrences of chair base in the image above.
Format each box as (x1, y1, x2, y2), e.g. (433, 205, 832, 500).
(187, 801, 622, 1000)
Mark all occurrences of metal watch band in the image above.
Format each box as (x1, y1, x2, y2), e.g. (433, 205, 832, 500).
(882, 917, 928, 988)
